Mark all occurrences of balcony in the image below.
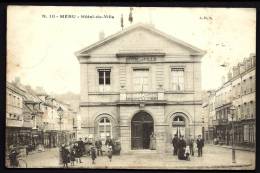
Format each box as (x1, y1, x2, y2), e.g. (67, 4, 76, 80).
(6, 118, 23, 127)
(120, 92, 165, 102)
(212, 119, 228, 126)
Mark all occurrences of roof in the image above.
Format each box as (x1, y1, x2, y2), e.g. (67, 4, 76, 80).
(75, 23, 206, 57)
(6, 81, 25, 96)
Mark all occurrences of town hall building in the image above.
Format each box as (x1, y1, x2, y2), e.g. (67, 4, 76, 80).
(76, 23, 206, 153)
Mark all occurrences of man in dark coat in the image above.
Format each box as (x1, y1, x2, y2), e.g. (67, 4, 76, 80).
(90, 146, 97, 164)
(95, 138, 103, 156)
(196, 135, 204, 157)
(8, 146, 19, 168)
(188, 138, 194, 156)
(77, 138, 85, 156)
(61, 145, 70, 168)
(177, 135, 186, 160)
(172, 134, 179, 155)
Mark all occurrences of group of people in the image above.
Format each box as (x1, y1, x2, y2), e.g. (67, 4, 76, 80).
(172, 134, 204, 161)
(60, 137, 115, 168)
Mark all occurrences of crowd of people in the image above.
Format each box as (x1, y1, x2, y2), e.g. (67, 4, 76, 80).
(172, 134, 204, 161)
(60, 136, 119, 168)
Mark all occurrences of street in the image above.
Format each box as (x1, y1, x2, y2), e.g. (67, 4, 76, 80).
(14, 144, 255, 170)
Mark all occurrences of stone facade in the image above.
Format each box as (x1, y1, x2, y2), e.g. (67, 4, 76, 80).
(76, 23, 205, 153)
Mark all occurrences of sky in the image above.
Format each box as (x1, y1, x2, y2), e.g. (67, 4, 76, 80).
(7, 6, 256, 94)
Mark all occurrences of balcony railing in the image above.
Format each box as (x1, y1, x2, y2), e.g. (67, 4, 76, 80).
(120, 92, 164, 101)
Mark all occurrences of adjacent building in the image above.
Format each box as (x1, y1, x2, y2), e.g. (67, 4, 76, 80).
(202, 53, 256, 147)
(76, 23, 206, 153)
(201, 90, 215, 143)
(6, 79, 78, 151)
(6, 81, 30, 149)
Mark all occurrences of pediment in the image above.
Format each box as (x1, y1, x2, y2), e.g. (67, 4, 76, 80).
(76, 23, 206, 58)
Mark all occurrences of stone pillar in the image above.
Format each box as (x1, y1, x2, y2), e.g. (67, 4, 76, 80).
(119, 107, 131, 153)
(155, 125, 166, 153)
(120, 126, 131, 153)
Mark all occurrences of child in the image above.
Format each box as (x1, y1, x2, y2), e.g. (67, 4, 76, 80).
(70, 148, 76, 166)
(90, 146, 96, 164)
(185, 145, 191, 161)
(107, 146, 113, 162)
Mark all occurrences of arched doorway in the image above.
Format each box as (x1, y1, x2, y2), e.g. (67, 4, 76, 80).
(131, 111, 154, 149)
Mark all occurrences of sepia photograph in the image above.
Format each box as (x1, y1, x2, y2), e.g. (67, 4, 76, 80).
(5, 6, 256, 170)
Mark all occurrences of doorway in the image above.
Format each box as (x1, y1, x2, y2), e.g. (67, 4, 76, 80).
(131, 111, 154, 149)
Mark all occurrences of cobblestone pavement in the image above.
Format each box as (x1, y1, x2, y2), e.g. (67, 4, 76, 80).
(13, 145, 255, 170)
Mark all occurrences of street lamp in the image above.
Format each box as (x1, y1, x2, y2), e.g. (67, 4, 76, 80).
(229, 105, 236, 163)
(57, 107, 64, 146)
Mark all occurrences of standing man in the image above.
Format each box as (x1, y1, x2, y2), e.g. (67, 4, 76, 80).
(95, 138, 103, 156)
(78, 138, 85, 157)
(172, 134, 179, 155)
(188, 138, 194, 156)
(196, 135, 204, 157)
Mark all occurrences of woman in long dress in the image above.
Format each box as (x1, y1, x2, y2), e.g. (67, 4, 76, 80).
(149, 132, 156, 150)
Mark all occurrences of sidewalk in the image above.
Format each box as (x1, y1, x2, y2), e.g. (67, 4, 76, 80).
(208, 144, 255, 152)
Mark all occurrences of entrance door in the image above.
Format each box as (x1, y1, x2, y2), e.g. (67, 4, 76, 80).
(131, 111, 154, 149)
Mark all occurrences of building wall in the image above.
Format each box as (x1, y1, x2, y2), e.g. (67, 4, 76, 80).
(77, 25, 204, 153)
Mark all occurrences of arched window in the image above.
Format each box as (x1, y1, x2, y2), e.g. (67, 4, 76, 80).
(172, 115, 186, 139)
(173, 116, 185, 122)
(98, 117, 112, 140)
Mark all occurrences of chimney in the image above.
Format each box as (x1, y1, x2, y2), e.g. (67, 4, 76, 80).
(239, 62, 245, 74)
(14, 77, 21, 86)
(249, 53, 256, 67)
(227, 71, 232, 81)
(221, 75, 226, 85)
(232, 66, 239, 77)
(99, 31, 105, 41)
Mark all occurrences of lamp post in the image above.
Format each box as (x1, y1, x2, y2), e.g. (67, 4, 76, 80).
(229, 106, 236, 163)
(57, 107, 64, 146)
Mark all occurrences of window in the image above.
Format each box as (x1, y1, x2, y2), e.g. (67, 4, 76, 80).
(249, 76, 253, 93)
(171, 68, 184, 91)
(240, 105, 244, 119)
(250, 101, 254, 118)
(13, 95, 16, 105)
(133, 68, 149, 91)
(99, 70, 110, 85)
(237, 105, 241, 120)
(98, 70, 110, 85)
(243, 79, 247, 95)
(17, 98, 20, 107)
(98, 69, 111, 92)
(243, 103, 248, 119)
(243, 125, 249, 142)
(98, 117, 112, 140)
